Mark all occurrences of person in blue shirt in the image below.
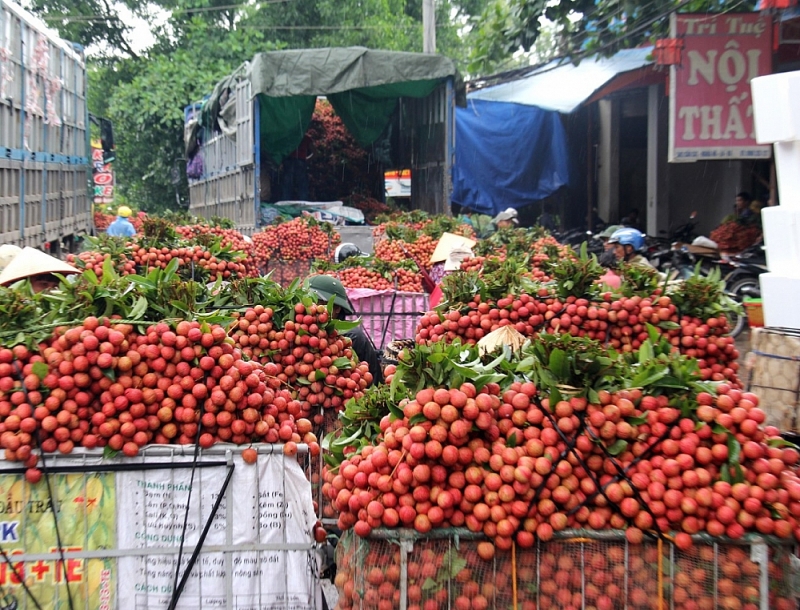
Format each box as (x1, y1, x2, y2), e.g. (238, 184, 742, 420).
(106, 206, 137, 237)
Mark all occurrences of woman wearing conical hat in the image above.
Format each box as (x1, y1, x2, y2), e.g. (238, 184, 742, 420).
(0, 247, 79, 293)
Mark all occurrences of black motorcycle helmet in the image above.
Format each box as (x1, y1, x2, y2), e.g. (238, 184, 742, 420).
(333, 243, 364, 264)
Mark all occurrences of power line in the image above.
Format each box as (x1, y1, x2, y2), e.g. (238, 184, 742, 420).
(41, 0, 294, 23)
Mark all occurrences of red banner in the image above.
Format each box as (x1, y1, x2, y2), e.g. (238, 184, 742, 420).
(669, 13, 773, 162)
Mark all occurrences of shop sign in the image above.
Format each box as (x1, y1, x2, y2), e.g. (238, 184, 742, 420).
(669, 13, 773, 162)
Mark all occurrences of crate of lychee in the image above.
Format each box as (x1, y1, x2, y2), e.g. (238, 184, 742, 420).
(0, 265, 372, 526)
(322, 326, 800, 609)
(250, 216, 341, 286)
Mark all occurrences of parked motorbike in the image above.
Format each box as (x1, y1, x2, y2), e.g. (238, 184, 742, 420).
(723, 242, 767, 337)
(646, 212, 700, 272)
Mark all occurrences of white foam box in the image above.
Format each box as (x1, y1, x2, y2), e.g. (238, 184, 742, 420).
(762, 207, 800, 276)
(760, 273, 800, 330)
(774, 141, 800, 210)
(751, 71, 800, 143)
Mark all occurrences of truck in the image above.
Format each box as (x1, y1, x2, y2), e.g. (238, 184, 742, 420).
(184, 47, 459, 233)
(0, 0, 98, 254)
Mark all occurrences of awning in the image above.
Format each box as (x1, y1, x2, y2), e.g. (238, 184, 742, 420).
(468, 47, 655, 114)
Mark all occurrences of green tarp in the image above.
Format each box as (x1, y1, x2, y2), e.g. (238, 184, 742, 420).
(202, 47, 457, 164)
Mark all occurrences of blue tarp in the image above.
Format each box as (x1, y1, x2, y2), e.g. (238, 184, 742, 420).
(452, 99, 569, 216)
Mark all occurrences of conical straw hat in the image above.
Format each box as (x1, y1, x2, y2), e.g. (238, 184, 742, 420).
(0, 245, 22, 274)
(0, 247, 79, 286)
(429, 232, 476, 264)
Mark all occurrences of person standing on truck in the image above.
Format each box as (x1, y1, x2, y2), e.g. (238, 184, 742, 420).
(306, 275, 383, 386)
(106, 206, 137, 238)
(282, 134, 314, 201)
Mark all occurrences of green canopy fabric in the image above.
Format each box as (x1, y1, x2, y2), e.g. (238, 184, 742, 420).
(203, 48, 457, 164)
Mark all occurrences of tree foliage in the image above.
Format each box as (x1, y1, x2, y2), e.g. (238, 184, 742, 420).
(31, 0, 490, 213)
(468, 0, 757, 75)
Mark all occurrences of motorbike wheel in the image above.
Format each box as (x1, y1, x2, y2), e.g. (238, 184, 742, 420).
(726, 276, 760, 338)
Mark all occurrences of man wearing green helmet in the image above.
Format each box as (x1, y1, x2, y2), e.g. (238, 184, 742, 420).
(306, 275, 383, 386)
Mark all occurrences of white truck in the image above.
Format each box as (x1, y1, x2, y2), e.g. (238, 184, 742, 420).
(0, 0, 97, 254)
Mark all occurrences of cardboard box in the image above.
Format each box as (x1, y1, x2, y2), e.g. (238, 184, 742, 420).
(746, 327, 800, 433)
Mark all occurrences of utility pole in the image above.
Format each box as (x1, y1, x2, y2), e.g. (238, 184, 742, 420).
(422, 0, 436, 53)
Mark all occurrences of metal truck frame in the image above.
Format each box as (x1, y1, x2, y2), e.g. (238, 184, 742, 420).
(0, 0, 90, 254)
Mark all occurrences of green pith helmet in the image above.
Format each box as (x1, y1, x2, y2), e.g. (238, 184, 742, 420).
(306, 274, 353, 314)
(597, 225, 621, 240)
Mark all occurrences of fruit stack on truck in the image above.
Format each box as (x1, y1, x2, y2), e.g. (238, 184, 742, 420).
(184, 47, 458, 233)
(0, 0, 104, 255)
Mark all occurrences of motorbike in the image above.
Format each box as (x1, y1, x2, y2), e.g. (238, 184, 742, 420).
(647, 212, 700, 272)
(722, 242, 767, 337)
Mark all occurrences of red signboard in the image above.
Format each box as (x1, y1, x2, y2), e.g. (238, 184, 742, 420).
(91, 140, 114, 205)
(669, 13, 773, 162)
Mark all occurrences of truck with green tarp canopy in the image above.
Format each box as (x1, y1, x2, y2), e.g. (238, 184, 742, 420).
(184, 47, 460, 232)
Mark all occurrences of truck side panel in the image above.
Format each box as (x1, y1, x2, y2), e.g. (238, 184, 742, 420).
(0, 0, 89, 250)
(188, 76, 256, 233)
(399, 80, 453, 215)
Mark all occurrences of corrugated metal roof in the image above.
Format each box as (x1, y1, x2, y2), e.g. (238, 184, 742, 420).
(469, 47, 655, 113)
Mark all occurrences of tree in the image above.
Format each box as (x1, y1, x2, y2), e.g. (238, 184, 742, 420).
(35, 0, 492, 212)
(468, 0, 757, 75)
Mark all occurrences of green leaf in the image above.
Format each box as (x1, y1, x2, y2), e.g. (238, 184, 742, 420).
(103, 368, 116, 381)
(103, 445, 119, 460)
(507, 432, 518, 448)
(422, 578, 439, 592)
(720, 466, 732, 484)
(387, 403, 405, 421)
(637, 340, 655, 364)
(767, 437, 800, 450)
(448, 556, 468, 579)
(727, 436, 742, 465)
(333, 357, 354, 371)
(657, 321, 681, 330)
(627, 415, 647, 426)
(32, 361, 49, 381)
(409, 413, 428, 426)
(607, 440, 628, 456)
(630, 367, 668, 389)
(548, 348, 568, 379)
(129, 296, 148, 320)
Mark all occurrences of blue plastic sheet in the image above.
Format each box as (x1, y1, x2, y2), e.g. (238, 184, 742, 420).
(452, 99, 569, 216)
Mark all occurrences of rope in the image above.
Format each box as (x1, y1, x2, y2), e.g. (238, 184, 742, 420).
(657, 537, 664, 610)
(511, 541, 518, 610)
(750, 349, 800, 362)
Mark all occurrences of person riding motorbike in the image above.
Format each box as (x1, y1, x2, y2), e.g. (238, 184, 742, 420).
(306, 274, 383, 385)
(607, 227, 656, 269)
(333, 243, 367, 265)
